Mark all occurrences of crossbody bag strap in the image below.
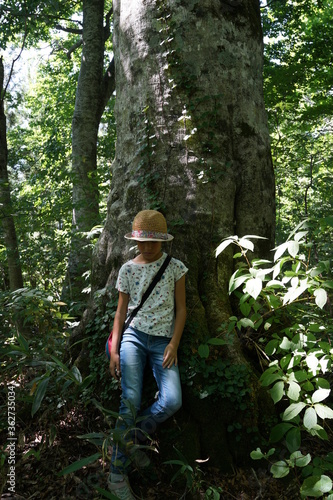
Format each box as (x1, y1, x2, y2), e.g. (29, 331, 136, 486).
(123, 254, 172, 331)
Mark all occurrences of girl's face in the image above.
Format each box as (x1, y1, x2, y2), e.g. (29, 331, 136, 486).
(136, 241, 162, 263)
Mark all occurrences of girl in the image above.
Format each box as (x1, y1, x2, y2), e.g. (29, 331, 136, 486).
(108, 210, 187, 499)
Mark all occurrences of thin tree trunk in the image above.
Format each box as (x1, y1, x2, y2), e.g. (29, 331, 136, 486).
(64, 0, 105, 304)
(0, 57, 24, 292)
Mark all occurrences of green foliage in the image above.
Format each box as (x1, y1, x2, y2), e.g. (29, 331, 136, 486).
(216, 226, 333, 498)
(85, 286, 119, 401)
(183, 353, 251, 409)
(164, 447, 223, 499)
(0, 287, 94, 419)
(262, 0, 333, 248)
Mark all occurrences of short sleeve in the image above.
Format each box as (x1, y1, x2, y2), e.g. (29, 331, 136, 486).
(116, 264, 130, 294)
(172, 258, 188, 282)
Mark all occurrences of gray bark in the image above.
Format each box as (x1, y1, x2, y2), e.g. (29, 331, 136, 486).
(90, 0, 275, 468)
(64, 0, 106, 303)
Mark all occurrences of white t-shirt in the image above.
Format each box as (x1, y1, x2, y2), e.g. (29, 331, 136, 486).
(116, 253, 188, 337)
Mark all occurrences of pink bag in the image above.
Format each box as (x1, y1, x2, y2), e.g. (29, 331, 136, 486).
(105, 330, 113, 360)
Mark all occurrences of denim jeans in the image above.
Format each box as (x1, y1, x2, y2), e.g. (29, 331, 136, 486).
(111, 327, 182, 473)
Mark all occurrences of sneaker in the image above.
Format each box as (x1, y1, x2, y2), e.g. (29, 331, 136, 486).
(108, 473, 135, 500)
(129, 446, 150, 469)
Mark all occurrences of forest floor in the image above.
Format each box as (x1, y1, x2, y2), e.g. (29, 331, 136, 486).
(0, 401, 309, 500)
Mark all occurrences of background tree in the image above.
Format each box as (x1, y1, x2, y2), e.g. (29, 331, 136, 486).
(0, 56, 24, 291)
(64, 0, 115, 305)
(87, 0, 275, 468)
(0, 1, 115, 305)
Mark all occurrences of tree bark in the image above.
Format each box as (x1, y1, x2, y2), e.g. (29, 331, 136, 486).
(64, 0, 106, 304)
(89, 0, 275, 468)
(0, 57, 24, 292)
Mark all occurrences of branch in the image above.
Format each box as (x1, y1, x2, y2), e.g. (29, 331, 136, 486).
(2, 22, 28, 101)
(66, 39, 83, 60)
(55, 24, 83, 35)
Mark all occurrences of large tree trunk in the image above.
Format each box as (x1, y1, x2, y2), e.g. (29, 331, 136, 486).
(0, 57, 24, 292)
(90, 0, 275, 469)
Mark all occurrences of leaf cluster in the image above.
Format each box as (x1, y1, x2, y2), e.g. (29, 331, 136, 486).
(215, 226, 333, 498)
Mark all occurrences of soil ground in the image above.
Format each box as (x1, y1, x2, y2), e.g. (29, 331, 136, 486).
(1, 402, 309, 500)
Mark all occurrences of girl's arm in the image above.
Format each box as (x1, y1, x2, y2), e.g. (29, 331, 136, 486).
(163, 274, 186, 368)
(109, 291, 129, 379)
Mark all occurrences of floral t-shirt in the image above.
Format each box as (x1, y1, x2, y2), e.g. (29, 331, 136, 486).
(116, 253, 188, 337)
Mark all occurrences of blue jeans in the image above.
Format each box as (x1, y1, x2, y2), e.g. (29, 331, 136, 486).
(111, 327, 182, 473)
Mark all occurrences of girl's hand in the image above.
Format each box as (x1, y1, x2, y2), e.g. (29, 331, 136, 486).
(163, 343, 178, 368)
(110, 352, 121, 379)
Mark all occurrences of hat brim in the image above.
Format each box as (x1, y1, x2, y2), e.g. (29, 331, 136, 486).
(125, 233, 174, 242)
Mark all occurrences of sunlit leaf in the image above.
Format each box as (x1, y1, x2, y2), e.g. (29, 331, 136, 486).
(287, 240, 299, 258)
(273, 242, 288, 262)
(244, 278, 262, 299)
(314, 404, 333, 420)
(304, 407, 317, 430)
(300, 475, 333, 498)
(282, 402, 306, 421)
(287, 381, 301, 401)
(312, 388, 330, 404)
(314, 288, 327, 309)
(270, 460, 289, 478)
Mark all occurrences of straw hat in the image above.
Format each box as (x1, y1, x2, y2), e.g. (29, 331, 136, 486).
(125, 210, 174, 242)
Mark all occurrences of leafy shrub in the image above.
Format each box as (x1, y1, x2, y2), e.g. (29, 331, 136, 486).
(1, 288, 93, 419)
(215, 222, 333, 498)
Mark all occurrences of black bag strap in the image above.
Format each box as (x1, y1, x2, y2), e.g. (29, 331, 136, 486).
(123, 255, 172, 332)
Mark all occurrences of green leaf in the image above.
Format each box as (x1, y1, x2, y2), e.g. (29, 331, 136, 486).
(270, 460, 289, 478)
(237, 318, 255, 329)
(315, 378, 330, 389)
(280, 353, 292, 370)
(285, 427, 301, 453)
(95, 486, 120, 499)
(283, 402, 306, 421)
(290, 451, 311, 468)
(314, 404, 333, 420)
(270, 423, 294, 443)
(240, 301, 251, 316)
(270, 381, 284, 403)
(314, 288, 328, 309)
(260, 372, 283, 387)
(198, 344, 209, 359)
(58, 453, 101, 476)
(294, 370, 309, 383)
(304, 407, 317, 430)
(265, 339, 278, 355)
(300, 475, 333, 498)
(207, 338, 228, 346)
(31, 377, 50, 417)
(250, 448, 265, 460)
